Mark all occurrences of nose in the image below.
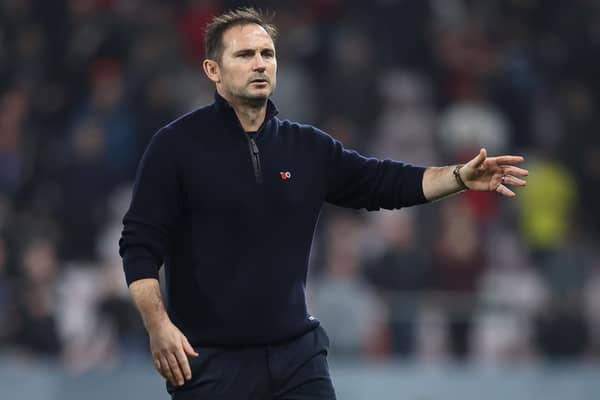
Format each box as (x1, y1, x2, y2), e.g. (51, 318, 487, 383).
(252, 54, 266, 72)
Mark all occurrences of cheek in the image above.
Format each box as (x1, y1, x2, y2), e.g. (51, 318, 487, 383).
(223, 70, 243, 87)
(232, 68, 248, 83)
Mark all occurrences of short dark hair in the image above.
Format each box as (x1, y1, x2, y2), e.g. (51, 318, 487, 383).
(204, 7, 277, 63)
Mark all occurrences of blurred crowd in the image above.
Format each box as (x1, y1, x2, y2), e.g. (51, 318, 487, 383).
(1, 0, 599, 371)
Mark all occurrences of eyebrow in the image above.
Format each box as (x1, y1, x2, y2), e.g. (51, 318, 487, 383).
(232, 48, 275, 56)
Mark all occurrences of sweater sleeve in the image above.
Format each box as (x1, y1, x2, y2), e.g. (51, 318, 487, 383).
(322, 131, 428, 210)
(118, 127, 180, 285)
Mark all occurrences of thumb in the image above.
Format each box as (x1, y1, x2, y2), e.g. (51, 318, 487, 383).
(470, 148, 487, 168)
(182, 336, 199, 357)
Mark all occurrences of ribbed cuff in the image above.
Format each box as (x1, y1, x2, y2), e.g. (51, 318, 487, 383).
(402, 166, 428, 206)
(123, 254, 160, 286)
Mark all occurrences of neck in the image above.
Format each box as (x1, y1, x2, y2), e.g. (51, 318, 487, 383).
(218, 89, 268, 132)
(233, 101, 266, 132)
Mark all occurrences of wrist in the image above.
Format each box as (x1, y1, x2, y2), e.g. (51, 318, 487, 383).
(144, 311, 170, 332)
(453, 165, 468, 191)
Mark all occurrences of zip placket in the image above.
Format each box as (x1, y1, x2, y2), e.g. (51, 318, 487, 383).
(246, 134, 263, 184)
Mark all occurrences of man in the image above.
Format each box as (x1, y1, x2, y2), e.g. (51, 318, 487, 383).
(119, 7, 528, 400)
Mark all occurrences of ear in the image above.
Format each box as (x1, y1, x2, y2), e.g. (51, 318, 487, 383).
(202, 59, 220, 83)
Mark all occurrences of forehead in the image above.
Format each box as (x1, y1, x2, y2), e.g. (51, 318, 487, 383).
(221, 24, 274, 53)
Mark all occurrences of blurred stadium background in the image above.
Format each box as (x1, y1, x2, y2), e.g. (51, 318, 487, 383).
(1, 0, 600, 399)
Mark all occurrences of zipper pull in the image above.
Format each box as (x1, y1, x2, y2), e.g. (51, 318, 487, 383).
(250, 137, 259, 154)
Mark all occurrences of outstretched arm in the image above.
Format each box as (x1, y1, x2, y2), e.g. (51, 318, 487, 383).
(422, 148, 528, 202)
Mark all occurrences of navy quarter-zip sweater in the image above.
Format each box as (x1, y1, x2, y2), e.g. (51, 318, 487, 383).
(119, 92, 428, 346)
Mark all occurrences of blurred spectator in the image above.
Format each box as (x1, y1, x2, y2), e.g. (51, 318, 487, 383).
(270, 7, 319, 123)
(540, 232, 593, 301)
(367, 0, 432, 69)
(56, 257, 122, 372)
(473, 231, 548, 363)
(55, 117, 113, 262)
(371, 69, 439, 166)
(517, 155, 577, 263)
(132, 74, 180, 158)
(429, 198, 485, 360)
(96, 186, 147, 358)
(309, 212, 389, 359)
(12, 237, 63, 357)
(533, 227, 593, 360)
(319, 24, 381, 149)
(559, 80, 600, 237)
(96, 259, 147, 359)
(72, 58, 136, 180)
(178, 0, 220, 64)
(437, 100, 510, 161)
(0, 86, 29, 197)
(270, 59, 317, 124)
(431, 9, 498, 106)
(364, 210, 427, 356)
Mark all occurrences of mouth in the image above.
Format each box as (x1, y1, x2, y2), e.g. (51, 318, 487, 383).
(250, 78, 269, 85)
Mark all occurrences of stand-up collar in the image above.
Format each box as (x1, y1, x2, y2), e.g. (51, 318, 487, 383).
(213, 91, 279, 126)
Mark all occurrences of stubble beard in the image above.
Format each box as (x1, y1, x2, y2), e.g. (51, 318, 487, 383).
(240, 94, 268, 109)
(237, 87, 272, 110)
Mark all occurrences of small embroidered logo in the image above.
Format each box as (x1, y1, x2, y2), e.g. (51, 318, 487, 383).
(280, 171, 292, 181)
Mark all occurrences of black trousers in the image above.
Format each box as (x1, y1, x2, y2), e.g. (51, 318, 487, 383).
(167, 325, 337, 400)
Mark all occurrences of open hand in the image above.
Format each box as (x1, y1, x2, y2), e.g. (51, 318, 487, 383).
(149, 319, 199, 387)
(461, 148, 528, 197)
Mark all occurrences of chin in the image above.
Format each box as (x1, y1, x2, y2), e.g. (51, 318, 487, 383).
(253, 87, 272, 96)
(245, 90, 271, 101)
(250, 92, 269, 99)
